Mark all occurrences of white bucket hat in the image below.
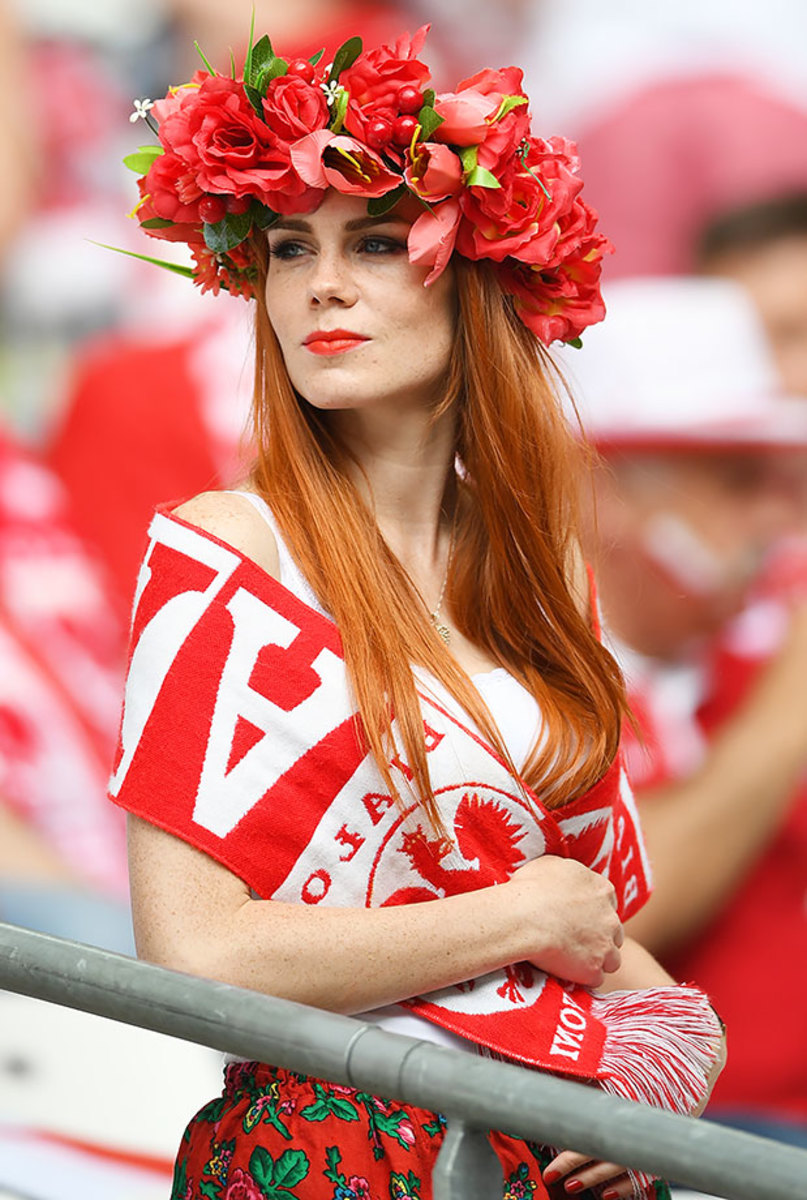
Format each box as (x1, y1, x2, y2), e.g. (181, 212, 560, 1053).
(553, 276, 807, 450)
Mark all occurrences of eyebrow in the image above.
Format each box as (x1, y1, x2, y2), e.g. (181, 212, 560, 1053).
(269, 213, 411, 233)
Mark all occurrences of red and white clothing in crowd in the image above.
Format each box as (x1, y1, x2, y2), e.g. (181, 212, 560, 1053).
(47, 303, 255, 607)
(0, 429, 128, 896)
(616, 578, 807, 1125)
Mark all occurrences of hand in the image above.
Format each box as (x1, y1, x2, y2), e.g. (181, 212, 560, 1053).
(505, 856, 623, 988)
(543, 1150, 635, 1199)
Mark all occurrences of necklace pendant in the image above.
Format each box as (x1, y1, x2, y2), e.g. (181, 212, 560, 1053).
(431, 613, 451, 644)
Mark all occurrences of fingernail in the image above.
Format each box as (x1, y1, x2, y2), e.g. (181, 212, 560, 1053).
(542, 1169, 561, 1184)
(602, 1190, 619, 1200)
(565, 1182, 584, 1194)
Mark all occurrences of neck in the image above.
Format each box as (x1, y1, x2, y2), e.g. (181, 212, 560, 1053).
(330, 404, 459, 568)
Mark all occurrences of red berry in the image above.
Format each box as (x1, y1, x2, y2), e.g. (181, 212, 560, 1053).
(199, 195, 227, 224)
(397, 86, 424, 115)
(366, 117, 393, 149)
(392, 114, 419, 147)
(287, 58, 316, 83)
(226, 194, 251, 216)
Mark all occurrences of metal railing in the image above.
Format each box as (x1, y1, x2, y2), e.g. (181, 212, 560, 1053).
(2, 921, 806, 1200)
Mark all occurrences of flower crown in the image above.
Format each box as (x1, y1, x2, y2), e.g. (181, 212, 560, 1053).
(125, 24, 611, 346)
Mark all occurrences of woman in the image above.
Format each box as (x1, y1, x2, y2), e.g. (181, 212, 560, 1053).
(111, 24, 725, 1200)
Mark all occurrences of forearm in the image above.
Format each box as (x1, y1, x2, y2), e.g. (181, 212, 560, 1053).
(595, 935, 675, 994)
(129, 818, 624, 1012)
(175, 886, 528, 1015)
(629, 628, 807, 953)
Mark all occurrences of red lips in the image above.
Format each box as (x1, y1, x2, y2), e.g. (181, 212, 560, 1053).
(303, 329, 369, 356)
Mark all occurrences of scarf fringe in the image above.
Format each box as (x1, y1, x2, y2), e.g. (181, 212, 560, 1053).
(589, 986, 723, 1195)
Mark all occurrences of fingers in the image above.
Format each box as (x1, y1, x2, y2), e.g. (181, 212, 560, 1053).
(543, 1149, 634, 1198)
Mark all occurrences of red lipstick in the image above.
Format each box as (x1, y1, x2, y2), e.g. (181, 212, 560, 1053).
(303, 329, 369, 356)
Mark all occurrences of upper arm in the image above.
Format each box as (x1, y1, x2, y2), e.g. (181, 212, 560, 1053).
(173, 490, 281, 580)
(128, 812, 251, 972)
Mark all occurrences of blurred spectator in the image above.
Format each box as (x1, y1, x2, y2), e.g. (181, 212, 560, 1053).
(48, 302, 255, 604)
(696, 193, 807, 400)
(568, 70, 807, 404)
(0, 425, 130, 949)
(556, 276, 807, 1144)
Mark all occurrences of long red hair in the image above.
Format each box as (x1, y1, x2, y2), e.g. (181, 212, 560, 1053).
(249, 243, 625, 823)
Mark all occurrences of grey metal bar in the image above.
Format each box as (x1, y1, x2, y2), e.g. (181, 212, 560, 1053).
(432, 1122, 504, 1200)
(2, 921, 806, 1200)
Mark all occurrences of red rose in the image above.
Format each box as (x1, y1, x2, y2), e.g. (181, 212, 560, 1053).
(158, 74, 319, 212)
(498, 218, 611, 344)
(455, 137, 584, 264)
(150, 70, 208, 125)
(434, 66, 530, 169)
(141, 150, 203, 225)
(262, 74, 329, 141)
(341, 30, 431, 141)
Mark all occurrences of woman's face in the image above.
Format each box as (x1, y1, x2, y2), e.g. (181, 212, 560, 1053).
(264, 190, 457, 419)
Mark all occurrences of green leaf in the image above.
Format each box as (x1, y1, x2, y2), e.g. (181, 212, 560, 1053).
(491, 94, 529, 123)
(89, 241, 196, 279)
(123, 145, 163, 175)
(417, 105, 444, 141)
(330, 86, 349, 134)
(140, 217, 174, 230)
(204, 209, 253, 254)
(272, 1149, 309, 1190)
(243, 7, 257, 83)
(329, 1098, 360, 1121)
(466, 164, 501, 189)
(251, 200, 279, 230)
(329, 35, 362, 81)
(230, 48, 236, 79)
(249, 34, 274, 84)
(249, 1146, 275, 1190)
(244, 83, 265, 116)
(309, 48, 325, 66)
(564, 336, 583, 349)
(366, 184, 407, 216)
(459, 145, 478, 175)
(194, 40, 216, 76)
(256, 57, 289, 90)
(199, 1182, 222, 1200)
(422, 88, 436, 109)
(299, 1100, 331, 1122)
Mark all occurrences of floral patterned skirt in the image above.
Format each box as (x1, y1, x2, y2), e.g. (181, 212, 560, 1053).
(171, 1060, 671, 1200)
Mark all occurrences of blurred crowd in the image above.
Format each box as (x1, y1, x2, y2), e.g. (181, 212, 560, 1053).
(1, 0, 807, 1179)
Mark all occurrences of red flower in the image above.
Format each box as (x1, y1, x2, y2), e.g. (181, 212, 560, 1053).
(224, 1167, 262, 1200)
(341, 26, 431, 142)
(150, 70, 208, 125)
(291, 130, 401, 197)
(404, 141, 462, 202)
(455, 136, 584, 265)
(158, 74, 319, 213)
(498, 214, 611, 344)
(434, 66, 530, 168)
(140, 150, 203, 226)
(190, 243, 256, 299)
(262, 74, 329, 141)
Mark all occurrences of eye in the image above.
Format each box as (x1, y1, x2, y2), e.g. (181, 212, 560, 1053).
(268, 238, 309, 261)
(357, 235, 406, 255)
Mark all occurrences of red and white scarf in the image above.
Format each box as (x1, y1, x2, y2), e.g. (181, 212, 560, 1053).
(110, 509, 721, 1174)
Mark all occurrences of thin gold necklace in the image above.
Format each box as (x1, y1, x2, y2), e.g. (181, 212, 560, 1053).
(429, 517, 457, 645)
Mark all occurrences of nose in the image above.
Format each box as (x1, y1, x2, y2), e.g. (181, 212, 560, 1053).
(307, 248, 358, 308)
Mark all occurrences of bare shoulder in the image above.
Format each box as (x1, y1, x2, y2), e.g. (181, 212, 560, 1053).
(173, 490, 280, 579)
